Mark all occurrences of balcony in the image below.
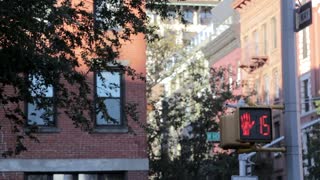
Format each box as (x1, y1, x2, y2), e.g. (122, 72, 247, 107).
(240, 56, 268, 73)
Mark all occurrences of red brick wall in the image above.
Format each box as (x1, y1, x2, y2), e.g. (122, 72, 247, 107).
(0, 0, 148, 159)
(0, 173, 24, 180)
(0, 35, 147, 160)
(0, 0, 148, 179)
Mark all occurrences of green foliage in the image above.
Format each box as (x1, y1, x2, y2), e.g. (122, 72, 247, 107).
(0, 0, 169, 156)
(147, 65, 239, 179)
(303, 123, 320, 179)
(315, 100, 320, 115)
(146, 29, 186, 97)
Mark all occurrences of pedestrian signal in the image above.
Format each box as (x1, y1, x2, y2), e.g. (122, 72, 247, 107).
(220, 107, 273, 149)
(237, 107, 272, 142)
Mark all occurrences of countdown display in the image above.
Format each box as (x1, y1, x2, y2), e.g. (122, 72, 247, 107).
(238, 107, 273, 142)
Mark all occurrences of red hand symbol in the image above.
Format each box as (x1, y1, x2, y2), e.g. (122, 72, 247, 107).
(240, 112, 255, 136)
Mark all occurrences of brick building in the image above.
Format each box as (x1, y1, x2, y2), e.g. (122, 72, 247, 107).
(0, 0, 148, 179)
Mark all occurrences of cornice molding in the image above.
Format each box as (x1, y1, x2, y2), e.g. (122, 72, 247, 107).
(201, 26, 240, 64)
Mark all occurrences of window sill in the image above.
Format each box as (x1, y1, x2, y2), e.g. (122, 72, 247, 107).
(91, 126, 128, 133)
(25, 127, 61, 133)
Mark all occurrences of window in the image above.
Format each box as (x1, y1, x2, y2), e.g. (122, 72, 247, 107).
(166, 10, 177, 24)
(27, 75, 55, 126)
(243, 36, 249, 62)
(26, 173, 125, 180)
(264, 75, 270, 105)
(95, 71, 123, 126)
(302, 29, 308, 59)
(262, 23, 268, 55)
(199, 9, 212, 25)
(302, 79, 310, 112)
(271, 17, 277, 49)
(273, 69, 280, 99)
(253, 30, 259, 56)
(183, 9, 193, 24)
(236, 61, 241, 88)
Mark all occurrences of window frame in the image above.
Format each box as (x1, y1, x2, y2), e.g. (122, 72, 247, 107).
(93, 68, 127, 132)
(262, 23, 268, 55)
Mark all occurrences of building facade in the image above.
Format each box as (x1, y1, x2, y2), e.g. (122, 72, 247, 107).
(233, 0, 285, 178)
(0, 0, 148, 179)
(298, 0, 320, 178)
(297, 0, 320, 124)
(234, 0, 320, 179)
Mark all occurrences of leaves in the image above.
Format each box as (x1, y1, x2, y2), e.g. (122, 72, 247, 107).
(303, 123, 320, 179)
(0, 0, 168, 156)
(147, 66, 238, 179)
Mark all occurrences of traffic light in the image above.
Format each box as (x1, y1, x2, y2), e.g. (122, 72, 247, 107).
(220, 107, 273, 149)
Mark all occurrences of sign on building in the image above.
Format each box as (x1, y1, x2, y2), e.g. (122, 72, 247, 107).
(295, 1, 312, 32)
(206, 132, 220, 142)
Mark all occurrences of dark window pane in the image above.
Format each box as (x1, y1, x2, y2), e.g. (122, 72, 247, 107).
(183, 10, 193, 24)
(95, 70, 122, 126)
(53, 174, 74, 180)
(78, 174, 98, 180)
(96, 72, 121, 98)
(303, 79, 309, 112)
(96, 98, 121, 125)
(100, 173, 124, 180)
(200, 9, 212, 25)
(27, 174, 49, 180)
(27, 103, 54, 126)
(28, 75, 55, 126)
(29, 75, 53, 97)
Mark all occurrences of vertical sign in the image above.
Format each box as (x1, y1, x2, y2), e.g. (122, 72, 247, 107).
(295, 1, 312, 32)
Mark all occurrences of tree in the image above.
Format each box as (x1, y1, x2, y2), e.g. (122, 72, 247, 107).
(147, 55, 239, 179)
(303, 123, 320, 179)
(146, 28, 186, 98)
(0, 0, 169, 156)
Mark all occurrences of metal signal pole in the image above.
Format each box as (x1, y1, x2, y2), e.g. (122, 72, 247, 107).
(281, 0, 303, 179)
